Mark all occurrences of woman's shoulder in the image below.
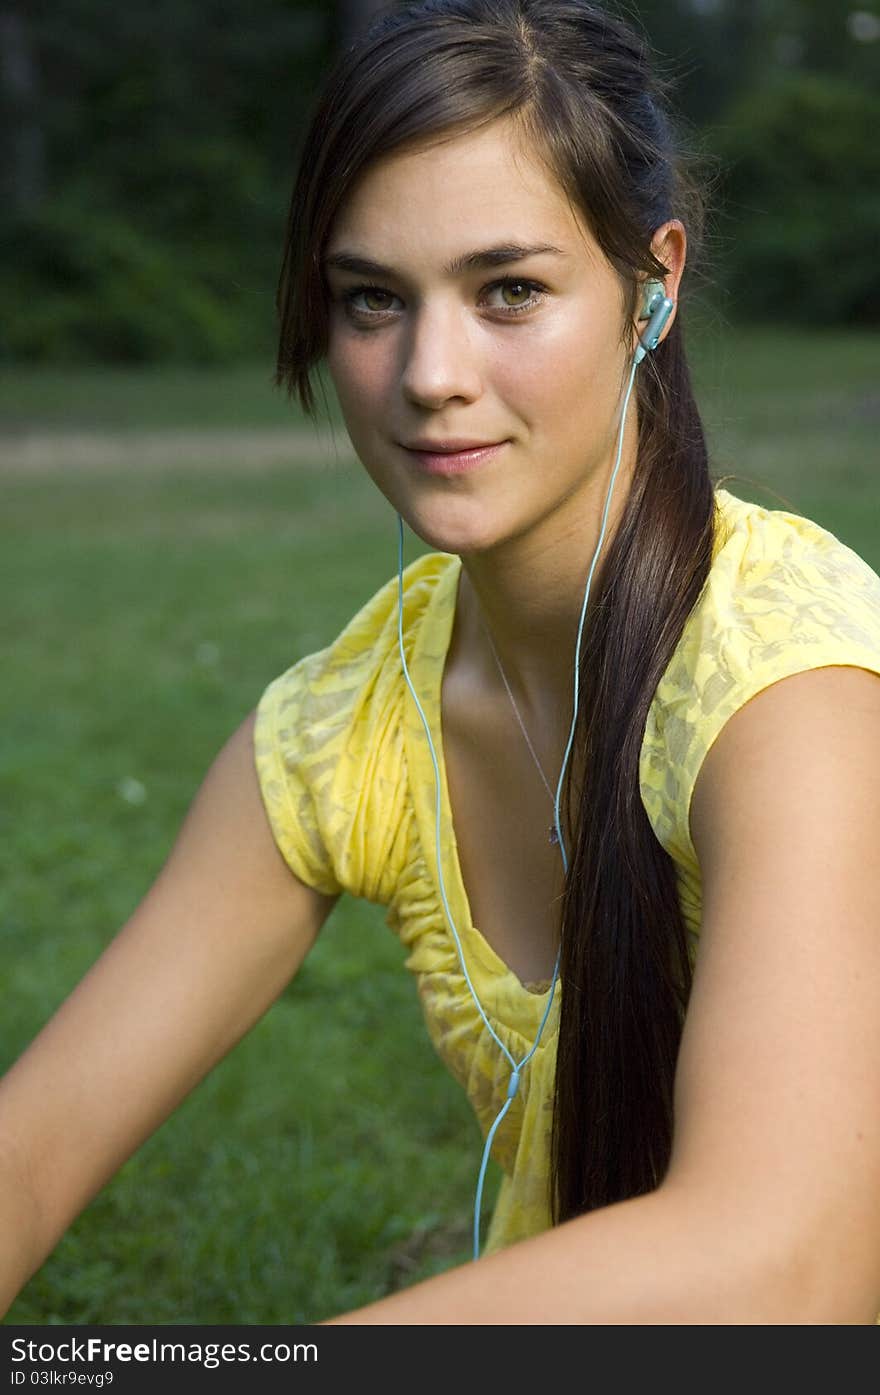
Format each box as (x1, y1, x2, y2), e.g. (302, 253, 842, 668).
(709, 484, 880, 633)
(641, 484, 880, 873)
(672, 483, 880, 692)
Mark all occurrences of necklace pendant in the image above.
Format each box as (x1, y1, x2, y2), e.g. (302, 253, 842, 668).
(548, 823, 560, 846)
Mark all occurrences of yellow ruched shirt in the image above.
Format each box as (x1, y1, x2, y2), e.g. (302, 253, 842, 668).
(254, 485, 880, 1267)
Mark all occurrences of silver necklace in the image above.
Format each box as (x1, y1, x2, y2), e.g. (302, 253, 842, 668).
(477, 612, 562, 847)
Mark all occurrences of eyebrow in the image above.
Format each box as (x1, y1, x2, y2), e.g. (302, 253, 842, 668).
(322, 242, 569, 278)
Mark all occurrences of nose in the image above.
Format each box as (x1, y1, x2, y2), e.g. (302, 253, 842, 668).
(399, 300, 483, 409)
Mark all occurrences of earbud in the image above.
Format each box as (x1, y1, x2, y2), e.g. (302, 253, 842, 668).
(634, 278, 674, 366)
(638, 278, 666, 320)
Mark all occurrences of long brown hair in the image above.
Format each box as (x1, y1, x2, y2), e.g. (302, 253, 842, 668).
(275, 0, 720, 1225)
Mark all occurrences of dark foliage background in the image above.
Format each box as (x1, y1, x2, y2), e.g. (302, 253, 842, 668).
(1, 0, 877, 366)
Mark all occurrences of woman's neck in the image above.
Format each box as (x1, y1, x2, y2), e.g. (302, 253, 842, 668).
(454, 458, 634, 735)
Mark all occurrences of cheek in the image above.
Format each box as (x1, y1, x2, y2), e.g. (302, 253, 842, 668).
(493, 314, 608, 423)
(327, 330, 393, 420)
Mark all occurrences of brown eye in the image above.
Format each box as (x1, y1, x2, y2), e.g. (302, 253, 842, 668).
(500, 281, 530, 306)
(484, 277, 547, 315)
(344, 285, 398, 317)
(341, 276, 547, 325)
(360, 288, 394, 311)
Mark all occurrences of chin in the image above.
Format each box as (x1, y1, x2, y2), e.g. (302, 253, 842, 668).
(398, 501, 508, 557)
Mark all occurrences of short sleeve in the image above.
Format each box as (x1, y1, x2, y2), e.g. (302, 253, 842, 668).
(252, 551, 450, 905)
(254, 651, 345, 897)
(640, 490, 880, 876)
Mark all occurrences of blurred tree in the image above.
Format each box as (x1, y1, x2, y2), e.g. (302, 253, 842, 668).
(755, 0, 879, 84)
(708, 71, 880, 324)
(2, 0, 876, 363)
(626, 1, 878, 125)
(0, 0, 333, 363)
(0, 5, 47, 215)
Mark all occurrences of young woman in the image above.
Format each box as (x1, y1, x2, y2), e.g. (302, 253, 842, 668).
(3, 0, 880, 1324)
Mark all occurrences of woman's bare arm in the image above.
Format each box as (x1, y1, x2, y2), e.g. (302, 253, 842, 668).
(325, 665, 880, 1323)
(0, 710, 339, 1315)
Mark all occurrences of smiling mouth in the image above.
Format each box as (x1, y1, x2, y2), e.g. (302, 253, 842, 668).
(401, 439, 506, 452)
(402, 440, 508, 475)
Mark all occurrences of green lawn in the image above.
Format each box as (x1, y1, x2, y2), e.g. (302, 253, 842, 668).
(2, 323, 878, 1324)
(0, 361, 338, 434)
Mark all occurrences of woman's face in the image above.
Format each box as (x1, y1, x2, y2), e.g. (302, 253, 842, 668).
(323, 116, 646, 556)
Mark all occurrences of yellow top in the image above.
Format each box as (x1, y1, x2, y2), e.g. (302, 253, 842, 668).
(254, 486, 880, 1259)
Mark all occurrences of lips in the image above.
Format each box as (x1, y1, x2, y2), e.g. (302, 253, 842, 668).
(402, 438, 503, 452)
(402, 440, 508, 476)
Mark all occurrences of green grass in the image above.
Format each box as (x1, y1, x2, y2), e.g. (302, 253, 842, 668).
(2, 323, 879, 1324)
(0, 360, 344, 433)
(0, 453, 489, 1324)
(691, 319, 880, 555)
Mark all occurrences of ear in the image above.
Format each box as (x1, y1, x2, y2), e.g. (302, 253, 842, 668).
(633, 219, 688, 354)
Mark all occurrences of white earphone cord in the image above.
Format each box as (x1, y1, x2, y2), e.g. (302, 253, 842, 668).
(397, 293, 671, 1260)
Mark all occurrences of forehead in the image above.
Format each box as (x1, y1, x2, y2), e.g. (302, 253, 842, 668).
(325, 117, 598, 269)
